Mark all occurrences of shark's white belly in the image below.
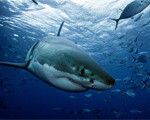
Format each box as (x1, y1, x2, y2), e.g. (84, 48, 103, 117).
(27, 60, 87, 92)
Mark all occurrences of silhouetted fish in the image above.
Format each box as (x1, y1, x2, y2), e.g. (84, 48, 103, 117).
(32, 0, 38, 5)
(134, 13, 144, 22)
(130, 109, 142, 113)
(111, 0, 150, 30)
(132, 54, 150, 63)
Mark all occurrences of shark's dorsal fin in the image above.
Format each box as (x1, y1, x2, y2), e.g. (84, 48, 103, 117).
(57, 21, 64, 36)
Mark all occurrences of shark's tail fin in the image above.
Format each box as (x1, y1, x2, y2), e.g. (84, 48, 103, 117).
(110, 18, 119, 30)
(0, 61, 27, 69)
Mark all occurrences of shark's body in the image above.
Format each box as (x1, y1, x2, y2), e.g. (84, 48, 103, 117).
(0, 22, 115, 92)
(111, 0, 150, 30)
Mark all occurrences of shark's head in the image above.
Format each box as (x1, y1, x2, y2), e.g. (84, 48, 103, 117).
(70, 63, 116, 91)
(62, 49, 116, 92)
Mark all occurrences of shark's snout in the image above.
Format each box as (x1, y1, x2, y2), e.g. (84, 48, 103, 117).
(106, 77, 116, 86)
(95, 77, 116, 90)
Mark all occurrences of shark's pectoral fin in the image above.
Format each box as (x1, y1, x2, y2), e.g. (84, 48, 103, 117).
(0, 61, 28, 69)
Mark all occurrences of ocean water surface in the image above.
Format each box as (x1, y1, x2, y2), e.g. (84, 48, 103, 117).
(0, 0, 150, 119)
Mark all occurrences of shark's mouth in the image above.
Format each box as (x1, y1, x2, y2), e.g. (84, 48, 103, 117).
(66, 77, 86, 88)
(52, 76, 88, 92)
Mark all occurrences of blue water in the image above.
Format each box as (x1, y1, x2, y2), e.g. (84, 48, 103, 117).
(0, 0, 150, 119)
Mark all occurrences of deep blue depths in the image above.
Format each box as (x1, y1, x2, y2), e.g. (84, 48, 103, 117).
(0, 0, 150, 119)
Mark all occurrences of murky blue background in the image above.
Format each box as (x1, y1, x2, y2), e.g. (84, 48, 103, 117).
(0, 0, 150, 119)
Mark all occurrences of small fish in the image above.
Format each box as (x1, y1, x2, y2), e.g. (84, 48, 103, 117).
(85, 93, 93, 98)
(97, 91, 102, 94)
(120, 57, 128, 64)
(123, 89, 136, 97)
(111, 0, 150, 30)
(111, 89, 121, 93)
(118, 34, 125, 39)
(129, 47, 135, 53)
(123, 77, 131, 82)
(119, 42, 131, 48)
(136, 72, 145, 77)
(134, 13, 144, 22)
(69, 96, 77, 99)
(132, 54, 149, 63)
(142, 20, 150, 27)
(112, 110, 122, 118)
(139, 76, 149, 89)
(115, 79, 122, 82)
(130, 109, 142, 113)
(14, 34, 19, 37)
(32, 0, 38, 5)
(134, 32, 141, 43)
(134, 48, 139, 54)
(4, 53, 8, 57)
(138, 51, 148, 55)
(16, 55, 23, 59)
(139, 42, 143, 47)
(139, 80, 146, 90)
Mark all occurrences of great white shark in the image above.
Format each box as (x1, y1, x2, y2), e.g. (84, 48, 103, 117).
(0, 21, 115, 92)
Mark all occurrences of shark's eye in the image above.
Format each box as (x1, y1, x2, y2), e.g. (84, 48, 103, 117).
(141, 0, 143, 3)
(80, 68, 85, 75)
(90, 79, 94, 83)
